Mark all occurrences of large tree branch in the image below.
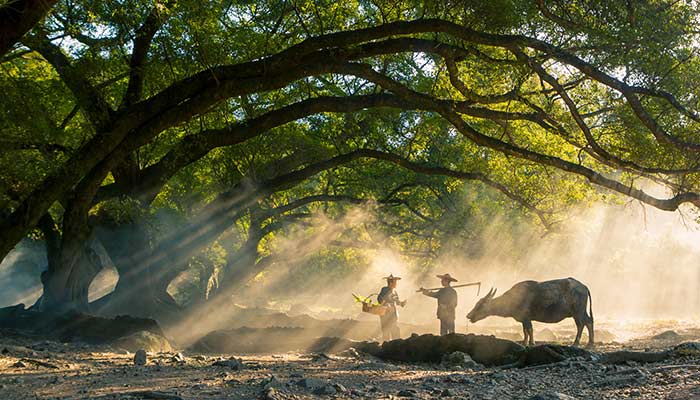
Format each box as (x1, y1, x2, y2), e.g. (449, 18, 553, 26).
(332, 62, 700, 212)
(273, 18, 700, 152)
(515, 49, 685, 175)
(111, 35, 697, 205)
(0, 0, 58, 56)
(0, 55, 374, 257)
(21, 33, 113, 130)
(3, 19, 698, 261)
(121, 3, 170, 108)
(534, 0, 582, 31)
(94, 90, 581, 206)
(95, 94, 404, 203)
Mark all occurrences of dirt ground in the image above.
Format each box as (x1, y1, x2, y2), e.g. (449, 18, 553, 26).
(3, 320, 700, 399)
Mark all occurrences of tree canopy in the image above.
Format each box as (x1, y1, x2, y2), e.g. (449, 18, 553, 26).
(2, 0, 700, 315)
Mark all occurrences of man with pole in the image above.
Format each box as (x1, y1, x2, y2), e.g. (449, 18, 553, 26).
(419, 274, 480, 335)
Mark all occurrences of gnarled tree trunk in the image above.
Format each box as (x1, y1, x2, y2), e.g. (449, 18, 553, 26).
(91, 222, 181, 322)
(33, 235, 103, 313)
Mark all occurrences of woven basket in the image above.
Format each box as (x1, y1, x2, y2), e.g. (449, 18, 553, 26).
(362, 302, 388, 316)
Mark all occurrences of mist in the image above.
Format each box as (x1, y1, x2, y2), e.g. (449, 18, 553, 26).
(3, 198, 699, 345)
(201, 200, 700, 343)
(0, 239, 45, 307)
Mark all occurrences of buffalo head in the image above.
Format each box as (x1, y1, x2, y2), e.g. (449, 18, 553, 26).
(467, 287, 497, 323)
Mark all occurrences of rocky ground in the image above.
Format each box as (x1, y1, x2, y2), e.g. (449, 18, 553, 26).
(2, 329, 700, 400)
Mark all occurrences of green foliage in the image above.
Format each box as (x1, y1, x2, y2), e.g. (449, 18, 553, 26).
(3, 0, 700, 304)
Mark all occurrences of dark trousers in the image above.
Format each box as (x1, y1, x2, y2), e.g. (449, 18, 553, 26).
(440, 318, 455, 335)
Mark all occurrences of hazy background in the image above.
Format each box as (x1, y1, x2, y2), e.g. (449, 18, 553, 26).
(2, 200, 699, 343)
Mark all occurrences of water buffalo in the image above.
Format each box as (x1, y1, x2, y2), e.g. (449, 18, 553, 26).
(466, 278, 594, 346)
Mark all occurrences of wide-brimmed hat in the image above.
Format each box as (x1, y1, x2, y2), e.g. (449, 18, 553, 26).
(437, 273, 458, 282)
(383, 274, 402, 281)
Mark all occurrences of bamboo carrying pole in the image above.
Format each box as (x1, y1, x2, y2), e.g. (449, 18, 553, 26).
(416, 281, 481, 295)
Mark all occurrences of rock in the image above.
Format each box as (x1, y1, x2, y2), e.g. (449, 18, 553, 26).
(458, 377, 474, 384)
(441, 389, 455, 397)
(262, 375, 285, 390)
(224, 378, 241, 386)
(334, 383, 348, 393)
(596, 368, 646, 387)
(297, 377, 326, 390)
(353, 361, 400, 371)
(172, 352, 186, 363)
(422, 384, 439, 392)
(529, 393, 577, 400)
(652, 330, 681, 341)
(263, 387, 280, 400)
(338, 347, 362, 358)
(12, 360, 27, 368)
(134, 349, 147, 366)
(491, 372, 507, 380)
(441, 351, 478, 369)
(212, 357, 244, 370)
(1, 345, 33, 356)
(113, 331, 173, 353)
(675, 342, 700, 356)
(313, 384, 337, 395)
(398, 389, 418, 397)
(310, 352, 332, 362)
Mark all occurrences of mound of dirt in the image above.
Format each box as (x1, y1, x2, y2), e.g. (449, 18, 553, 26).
(189, 329, 534, 366)
(190, 327, 311, 353)
(177, 305, 428, 343)
(287, 303, 314, 317)
(371, 333, 526, 366)
(112, 330, 173, 353)
(652, 330, 681, 341)
(536, 328, 559, 342)
(0, 304, 164, 345)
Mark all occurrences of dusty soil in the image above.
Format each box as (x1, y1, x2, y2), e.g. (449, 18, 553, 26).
(2, 327, 700, 400)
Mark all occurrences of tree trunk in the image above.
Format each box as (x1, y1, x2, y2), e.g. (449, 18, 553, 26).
(33, 238, 102, 313)
(32, 204, 104, 313)
(91, 222, 181, 322)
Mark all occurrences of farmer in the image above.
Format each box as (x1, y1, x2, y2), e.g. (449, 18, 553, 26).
(421, 273, 459, 335)
(377, 274, 406, 340)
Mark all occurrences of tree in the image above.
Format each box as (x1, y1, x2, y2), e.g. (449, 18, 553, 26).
(2, 0, 700, 314)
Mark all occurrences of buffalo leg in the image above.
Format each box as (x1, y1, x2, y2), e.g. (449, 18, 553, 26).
(573, 317, 585, 346)
(585, 315, 594, 346)
(523, 320, 534, 346)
